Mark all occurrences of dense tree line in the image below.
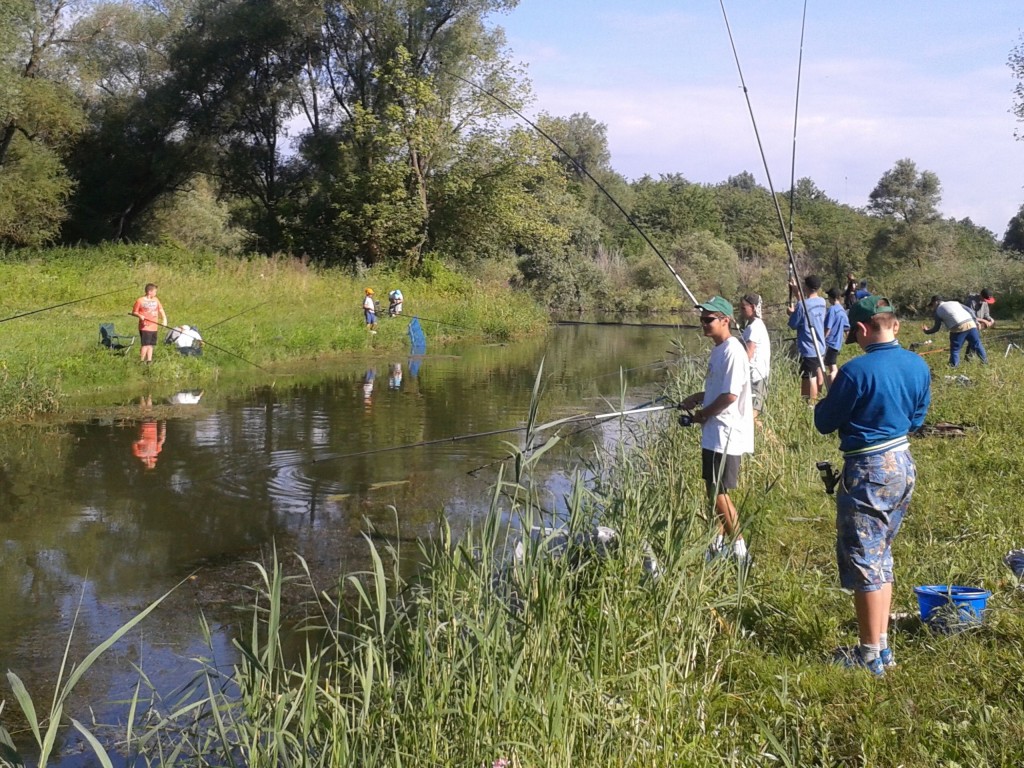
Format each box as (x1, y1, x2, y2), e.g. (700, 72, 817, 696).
(2, 0, 1023, 312)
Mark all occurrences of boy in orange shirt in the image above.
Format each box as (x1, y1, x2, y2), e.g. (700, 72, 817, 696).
(131, 283, 168, 362)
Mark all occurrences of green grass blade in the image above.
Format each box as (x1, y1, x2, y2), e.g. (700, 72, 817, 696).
(5, 672, 41, 747)
(70, 719, 114, 768)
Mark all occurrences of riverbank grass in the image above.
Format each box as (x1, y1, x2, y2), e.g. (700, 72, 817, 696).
(5, 336, 1024, 766)
(0, 245, 548, 419)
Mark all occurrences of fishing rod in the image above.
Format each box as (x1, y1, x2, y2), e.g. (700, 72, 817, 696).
(133, 315, 268, 372)
(554, 319, 700, 330)
(293, 398, 685, 467)
(203, 300, 272, 332)
(467, 395, 675, 477)
(787, 0, 809, 243)
(446, 70, 701, 309)
(718, 0, 829, 390)
(785, 1, 808, 307)
(409, 316, 480, 333)
(0, 287, 131, 324)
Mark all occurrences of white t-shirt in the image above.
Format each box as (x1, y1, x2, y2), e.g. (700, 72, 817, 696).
(740, 317, 771, 383)
(363, 296, 375, 312)
(701, 336, 754, 456)
(174, 326, 201, 349)
(935, 301, 973, 329)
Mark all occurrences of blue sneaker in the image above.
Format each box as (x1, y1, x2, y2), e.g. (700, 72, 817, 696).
(879, 648, 896, 668)
(836, 646, 885, 677)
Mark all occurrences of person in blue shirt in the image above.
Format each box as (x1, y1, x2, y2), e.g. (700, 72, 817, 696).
(854, 279, 870, 301)
(823, 288, 850, 387)
(787, 274, 827, 404)
(814, 295, 931, 676)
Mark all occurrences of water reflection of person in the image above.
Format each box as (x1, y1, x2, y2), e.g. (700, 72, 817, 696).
(388, 363, 402, 390)
(132, 420, 166, 469)
(363, 368, 376, 409)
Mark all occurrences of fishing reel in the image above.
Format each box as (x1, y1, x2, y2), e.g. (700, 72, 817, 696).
(677, 408, 696, 428)
(816, 461, 841, 495)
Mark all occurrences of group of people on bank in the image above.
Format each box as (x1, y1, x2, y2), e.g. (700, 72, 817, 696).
(362, 287, 404, 333)
(129, 283, 203, 362)
(682, 275, 997, 677)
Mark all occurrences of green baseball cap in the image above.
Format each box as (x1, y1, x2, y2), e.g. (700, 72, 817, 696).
(846, 295, 894, 344)
(697, 296, 734, 318)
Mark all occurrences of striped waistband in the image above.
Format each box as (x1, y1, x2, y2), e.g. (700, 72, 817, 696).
(842, 436, 909, 459)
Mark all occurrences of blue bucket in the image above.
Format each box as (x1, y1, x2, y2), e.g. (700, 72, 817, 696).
(913, 585, 991, 628)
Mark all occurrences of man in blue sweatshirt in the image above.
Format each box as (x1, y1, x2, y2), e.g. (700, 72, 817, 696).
(814, 295, 931, 676)
(787, 274, 827, 404)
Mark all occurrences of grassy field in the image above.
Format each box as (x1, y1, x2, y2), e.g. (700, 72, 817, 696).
(0, 245, 549, 420)
(3, 281, 1024, 765)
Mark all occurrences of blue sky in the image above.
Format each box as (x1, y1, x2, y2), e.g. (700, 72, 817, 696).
(494, 1, 1024, 237)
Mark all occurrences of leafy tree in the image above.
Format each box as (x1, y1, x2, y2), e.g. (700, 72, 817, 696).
(867, 158, 941, 225)
(867, 158, 943, 269)
(1004, 203, 1024, 254)
(630, 174, 721, 239)
(726, 170, 758, 191)
(714, 181, 779, 261)
(0, 0, 89, 245)
(65, 0, 314, 243)
(1011, 31, 1024, 140)
(289, 0, 523, 267)
(946, 217, 998, 261)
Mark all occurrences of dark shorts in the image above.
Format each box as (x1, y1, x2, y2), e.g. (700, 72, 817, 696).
(140, 330, 158, 347)
(799, 356, 821, 379)
(702, 448, 741, 494)
(824, 347, 840, 367)
(836, 449, 916, 592)
(750, 378, 767, 412)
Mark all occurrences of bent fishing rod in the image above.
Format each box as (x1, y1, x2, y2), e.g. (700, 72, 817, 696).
(718, 0, 829, 388)
(133, 315, 268, 372)
(0, 287, 131, 324)
(446, 70, 700, 309)
(292, 399, 685, 467)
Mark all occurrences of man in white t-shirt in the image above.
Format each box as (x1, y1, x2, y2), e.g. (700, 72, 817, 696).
(739, 293, 771, 422)
(681, 296, 755, 561)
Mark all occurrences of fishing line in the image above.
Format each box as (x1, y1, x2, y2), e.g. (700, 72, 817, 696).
(203, 300, 273, 331)
(445, 69, 700, 308)
(466, 395, 675, 477)
(292, 399, 683, 467)
(717, 0, 829, 388)
(407, 316, 480, 333)
(0, 287, 131, 324)
(138, 316, 268, 372)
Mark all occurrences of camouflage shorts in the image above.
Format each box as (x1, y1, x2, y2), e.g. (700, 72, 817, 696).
(835, 449, 916, 592)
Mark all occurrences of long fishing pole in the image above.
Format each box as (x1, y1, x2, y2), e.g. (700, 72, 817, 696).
(446, 70, 701, 309)
(787, 0, 809, 242)
(295, 399, 684, 467)
(786, 1, 808, 330)
(718, 0, 829, 389)
(0, 287, 131, 324)
(134, 315, 268, 372)
(203, 300, 272, 331)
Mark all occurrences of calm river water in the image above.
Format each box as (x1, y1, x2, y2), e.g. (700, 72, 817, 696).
(0, 322, 710, 762)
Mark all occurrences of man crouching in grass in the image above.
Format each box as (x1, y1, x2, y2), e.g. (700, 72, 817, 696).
(814, 296, 931, 676)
